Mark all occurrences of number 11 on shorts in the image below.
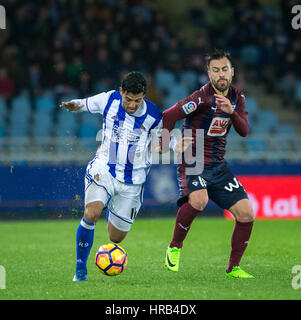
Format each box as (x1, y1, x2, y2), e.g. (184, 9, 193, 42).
(0, 266, 6, 289)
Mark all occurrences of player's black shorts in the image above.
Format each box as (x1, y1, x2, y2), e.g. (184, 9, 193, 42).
(177, 161, 248, 209)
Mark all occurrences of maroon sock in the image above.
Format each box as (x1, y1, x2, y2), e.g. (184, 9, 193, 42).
(226, 220, 254, 273)
(170, 202, 200, 249)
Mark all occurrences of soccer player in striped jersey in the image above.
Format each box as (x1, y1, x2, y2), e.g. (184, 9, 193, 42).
(160, 49, 255, 278)
(60, 72, 162, 281)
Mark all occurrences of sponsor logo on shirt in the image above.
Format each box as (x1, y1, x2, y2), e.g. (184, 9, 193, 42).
(182, 101, 197, 114)
(207, 117, 231, 136)
(112, 124, 142, 144)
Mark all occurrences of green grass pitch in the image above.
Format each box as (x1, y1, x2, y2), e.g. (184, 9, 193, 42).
(0, 217, 301, 300)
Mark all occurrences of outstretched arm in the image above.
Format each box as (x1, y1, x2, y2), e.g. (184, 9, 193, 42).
(59, 90, 115, 114)
(59, 101, 84, 112)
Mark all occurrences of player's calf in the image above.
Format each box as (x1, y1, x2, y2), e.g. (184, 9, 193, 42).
(107, 221, 128, 244)
(73, 201, 103, 281)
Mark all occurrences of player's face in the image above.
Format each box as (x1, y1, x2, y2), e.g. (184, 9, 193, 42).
(207, 57, 234, 93)
(120, 89, 145, 114)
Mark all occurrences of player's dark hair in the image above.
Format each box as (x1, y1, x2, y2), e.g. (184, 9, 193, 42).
(121, 71, 147, 94)
(205, 48, 233, 69)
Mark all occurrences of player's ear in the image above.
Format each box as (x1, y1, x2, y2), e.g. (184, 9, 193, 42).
(207, 70, 211, 80)
(119, 87, 124, 96)
(231, 67, 234, 77)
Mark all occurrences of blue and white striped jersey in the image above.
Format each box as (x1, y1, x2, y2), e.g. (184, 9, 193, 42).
(72, 90, 162, 184)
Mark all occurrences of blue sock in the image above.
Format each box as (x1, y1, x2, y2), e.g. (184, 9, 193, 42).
(76, 218, 96, 272)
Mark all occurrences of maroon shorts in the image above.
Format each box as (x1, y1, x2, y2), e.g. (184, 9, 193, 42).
(177, 162, 248, 209)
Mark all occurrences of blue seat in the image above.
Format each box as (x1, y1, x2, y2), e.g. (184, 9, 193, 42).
(245, 96, 259, 115)
(10, 109, 31, 125)
(55, 125, 75, 137)
(180, 70, 198, 90)
(163, 95, 179, 109)
(32, 127, 52, 138)
(9, 101, 31, 137)
(80, 138, 98, 152)
(56, 111, 78, 137)
(163, 83, 189, 107)
(253, 110, 278, 133)
(32, 112, 53, 137)
(258, 110, 278, 125)
(59, 93, 78, 107)
(58, 110, 76, 124)
(246, 138, 266, 152)
(154, 70, 176, 91)
(81, 112, 102, 128)
(35, 95, 55, 112)
(93, 81, 110, 93)
(11, 96, 31, 122)
(9, 119, 29, 137)
(240, 45, 260, 66)
(79, 124, 98, 138)
(168, 83, 189, 101)
(11, 95, 31, 111)
(252, 122, 272, 134)
(276, 124, 295, 134)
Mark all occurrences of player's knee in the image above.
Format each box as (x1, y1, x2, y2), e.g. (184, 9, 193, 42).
(84, 209, 99, 223)
(188, 193, 208, 211)
(229, 199, 255, 223)
(236, 208, 254, 223)
(84, 203, 102, 223)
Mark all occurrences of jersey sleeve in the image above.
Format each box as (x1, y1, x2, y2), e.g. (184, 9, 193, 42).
(162, 90, 201, 132)
(160, 91, 202, 152)
(229, 92, 249, 137)
(71, 90, 115, 115)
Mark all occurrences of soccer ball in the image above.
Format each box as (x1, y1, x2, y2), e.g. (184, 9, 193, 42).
(95, 243, 128, 276)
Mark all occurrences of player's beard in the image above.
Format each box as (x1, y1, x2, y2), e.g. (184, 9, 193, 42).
(213, 77, 231, 93)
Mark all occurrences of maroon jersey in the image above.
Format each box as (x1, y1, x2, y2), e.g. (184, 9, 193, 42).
(162, 82, 249, 165)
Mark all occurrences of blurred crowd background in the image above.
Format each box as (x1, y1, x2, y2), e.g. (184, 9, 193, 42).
(0, 0, 301, 164)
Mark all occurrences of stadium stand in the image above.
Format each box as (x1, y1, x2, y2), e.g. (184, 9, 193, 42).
(0, 0, 300, 164)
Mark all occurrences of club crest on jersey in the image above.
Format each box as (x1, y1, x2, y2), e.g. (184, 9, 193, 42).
(207, 117, 231, 136)
(192, 179, 199, 187)
(182, 101, 197, 114)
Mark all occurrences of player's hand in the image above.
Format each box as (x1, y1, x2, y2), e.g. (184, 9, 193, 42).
(214, 94, 234, 114)
(152, 141, 171, 154)
(60, 101, 84, 112)
(174, 137, 194, 153)
(152, 141, 162, 153)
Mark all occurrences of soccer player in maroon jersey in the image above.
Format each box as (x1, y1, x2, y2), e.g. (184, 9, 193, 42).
(161, 49, 254, 278)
